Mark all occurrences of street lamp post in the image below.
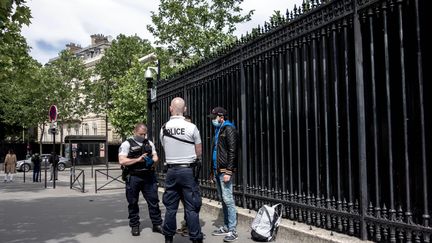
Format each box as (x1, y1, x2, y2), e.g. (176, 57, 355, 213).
(139, 53, 159, 140)
(49, 105, 58, 188)
(147, 75, 153, 139)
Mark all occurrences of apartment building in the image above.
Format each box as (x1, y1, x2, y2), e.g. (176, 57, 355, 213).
(38, 34, 122, 160)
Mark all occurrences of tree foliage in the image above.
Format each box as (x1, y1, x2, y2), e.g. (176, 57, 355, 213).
(0, 0, 32, 31)
(90, 34, 154, 114)
(0, 49, 90, 143)
(43, 50, 90, 123)
(0, 0, 32, 77)
(89, 34, 155, 138)
(0, 0, 33, 141)
(108, 62, 148, 139)
(147, 0, 253, 61)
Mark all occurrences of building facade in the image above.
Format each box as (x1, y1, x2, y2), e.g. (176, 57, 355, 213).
(38, 34, 122, 158)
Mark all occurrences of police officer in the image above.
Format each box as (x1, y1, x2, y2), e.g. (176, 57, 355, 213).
(118, 123, 163, 236)
(160, 97, 203, 243)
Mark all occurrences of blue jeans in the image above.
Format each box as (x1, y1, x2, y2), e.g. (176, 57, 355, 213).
(163, 166, 203, 240)
(215, 172, 237, 231)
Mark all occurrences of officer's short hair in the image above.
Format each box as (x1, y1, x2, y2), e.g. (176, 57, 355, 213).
(134, 123, 147, 132)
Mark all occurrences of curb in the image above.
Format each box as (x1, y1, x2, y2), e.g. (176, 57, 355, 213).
(199, 197, 370, 243)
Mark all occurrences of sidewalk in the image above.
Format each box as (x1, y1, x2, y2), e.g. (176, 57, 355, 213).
(0, 166, 367, 243)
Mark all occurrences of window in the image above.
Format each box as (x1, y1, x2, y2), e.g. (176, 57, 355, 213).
(92, 123, 97, 135)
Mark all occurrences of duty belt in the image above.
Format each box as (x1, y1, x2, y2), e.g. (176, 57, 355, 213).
(166, 163, 196, 168)
(129, 168, 152, 176)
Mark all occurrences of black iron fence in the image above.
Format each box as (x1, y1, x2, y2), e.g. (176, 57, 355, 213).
(151, 0, 429, 241)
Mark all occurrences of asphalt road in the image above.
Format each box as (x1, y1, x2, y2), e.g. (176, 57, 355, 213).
(0, 167, 283, 243)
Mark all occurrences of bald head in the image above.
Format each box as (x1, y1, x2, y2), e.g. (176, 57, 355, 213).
(170, 97, 186, 116)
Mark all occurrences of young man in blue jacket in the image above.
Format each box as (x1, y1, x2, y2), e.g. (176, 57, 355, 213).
(208, 107, 239, 242)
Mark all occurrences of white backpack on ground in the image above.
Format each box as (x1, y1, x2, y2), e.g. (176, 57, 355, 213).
(250, 203, 283, 242)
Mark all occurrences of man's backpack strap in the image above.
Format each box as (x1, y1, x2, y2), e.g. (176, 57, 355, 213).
(270, 203, 283, 231)
(162, 123, 195, 145)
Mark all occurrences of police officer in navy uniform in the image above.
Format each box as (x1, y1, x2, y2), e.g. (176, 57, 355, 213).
(118, 123, 163, 236)
(160, 97, 203, 243)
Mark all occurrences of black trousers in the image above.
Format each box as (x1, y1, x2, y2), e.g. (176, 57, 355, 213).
(126, 172, 162, 227)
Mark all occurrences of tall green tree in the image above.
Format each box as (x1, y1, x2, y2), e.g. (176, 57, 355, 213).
(0, 0, 33, 141)
(0, 0, 31, 30)
(147, 0, 253, 62)
(90, 34, 154, 114)
(0, 49, 90, 146)
(44, 50, 90, 123)
(42, 50, 90, 154)
(0, 0, 32, 85)
(0, 55, 41, 142)
(108, 62, 148, 139)
(1, 49, 90, 151)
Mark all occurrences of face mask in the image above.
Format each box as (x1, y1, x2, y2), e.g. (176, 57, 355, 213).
(212, 119, 221, 127)
(133, 136, 145, 143)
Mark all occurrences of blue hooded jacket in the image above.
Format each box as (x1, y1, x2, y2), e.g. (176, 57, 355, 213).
(212, 120, 236, 170)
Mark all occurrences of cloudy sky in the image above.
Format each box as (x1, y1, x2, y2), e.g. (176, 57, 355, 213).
(22, 0, 303, 64)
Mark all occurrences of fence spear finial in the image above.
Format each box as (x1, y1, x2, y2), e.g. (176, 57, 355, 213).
(294, 4, 298, 17)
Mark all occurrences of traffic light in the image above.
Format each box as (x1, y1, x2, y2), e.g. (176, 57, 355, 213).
(49, 128, 57, 134)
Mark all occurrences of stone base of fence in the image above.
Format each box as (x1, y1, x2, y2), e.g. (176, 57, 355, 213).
(158, 188, 369, 243)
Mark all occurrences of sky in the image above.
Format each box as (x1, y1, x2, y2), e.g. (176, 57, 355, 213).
(22, 0, 303, 65)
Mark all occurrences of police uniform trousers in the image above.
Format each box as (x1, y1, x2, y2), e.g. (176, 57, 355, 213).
(126, 171, 162, 227)
(163, 166, 203, 240)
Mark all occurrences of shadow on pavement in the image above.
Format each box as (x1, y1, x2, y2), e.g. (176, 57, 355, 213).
(0, 193, 126, 243)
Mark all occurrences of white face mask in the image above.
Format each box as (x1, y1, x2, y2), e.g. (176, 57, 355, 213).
(212, 119, 221, 127)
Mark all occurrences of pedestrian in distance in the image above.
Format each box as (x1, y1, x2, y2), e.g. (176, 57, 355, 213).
(118, 123, 163, 237)
(3, 149, 17, 183)
(160, 97, 204, 243)
(49, 152, 59, 181)
(208, 107, 240, 242)
(32, 153, 42, 182)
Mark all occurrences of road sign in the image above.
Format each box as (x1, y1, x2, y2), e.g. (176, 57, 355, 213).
(49, 105, 58, 122)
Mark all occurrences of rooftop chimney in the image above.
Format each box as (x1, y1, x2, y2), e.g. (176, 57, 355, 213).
(90, 34, 109, 45)
(66, 43, 82, 52)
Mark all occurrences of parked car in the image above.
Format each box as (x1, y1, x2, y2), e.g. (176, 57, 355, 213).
(16, 154, 71, 172)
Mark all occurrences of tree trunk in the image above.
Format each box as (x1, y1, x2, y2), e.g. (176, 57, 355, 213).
(39, 123, 45, 154)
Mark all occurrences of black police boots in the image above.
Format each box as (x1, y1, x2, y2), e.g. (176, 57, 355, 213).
(165, 235, 173, 243)
(131, 226, 140, 236)
(192, 240, 203, 243)
(152, 224, 163, 234)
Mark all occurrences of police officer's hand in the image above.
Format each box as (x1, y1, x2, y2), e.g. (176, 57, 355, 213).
(137, 154, 146, 162)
